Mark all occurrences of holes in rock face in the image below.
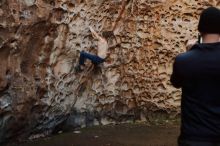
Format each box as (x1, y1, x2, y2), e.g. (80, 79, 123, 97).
(6, 69, 10, 76)
(20, 60, 29, 74)
(72, 33, 77, 39)
(53, 8, 67, 22)
(115, 81, 121, 87)
(60, 98, 65, 103)
(68, 2, 75, 9)
(171, 18, 176, 21)
(158, 83, 166, 91)
(178, 24, 182, 28)
(183, 18, 190, 22)
(25, 32, 30, 36)
(76, 43, 80, 47)
(43, 0, 54, 6)
(164, 39, 168, 43)
(12, 9, 16, 14)
(175, 43, 180, 48)
(184, 13, 193, 17)
(50, 1, 55, 6)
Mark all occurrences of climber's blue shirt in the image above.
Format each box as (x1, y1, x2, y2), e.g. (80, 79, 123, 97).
(171, 42, 220, 142)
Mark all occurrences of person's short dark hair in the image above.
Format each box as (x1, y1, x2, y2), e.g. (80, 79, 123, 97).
(198, 7, 220, 34)
(102, 31, 115, 40)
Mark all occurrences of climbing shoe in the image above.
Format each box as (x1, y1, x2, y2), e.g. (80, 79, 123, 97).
(75, 65, 83, 73)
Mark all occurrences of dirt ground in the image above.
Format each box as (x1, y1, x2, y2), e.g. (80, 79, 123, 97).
(16, 123, 180, 146)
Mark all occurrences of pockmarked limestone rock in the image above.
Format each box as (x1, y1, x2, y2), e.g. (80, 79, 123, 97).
(0, 0, 219, 143)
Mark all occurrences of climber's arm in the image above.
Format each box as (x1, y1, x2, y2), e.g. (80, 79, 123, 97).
(186, 39, 197, 51)
(89, 26, 103, 41)
(112, 0, 126, 33)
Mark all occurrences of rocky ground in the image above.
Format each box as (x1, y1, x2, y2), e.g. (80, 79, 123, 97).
(11, 123, 180, 146)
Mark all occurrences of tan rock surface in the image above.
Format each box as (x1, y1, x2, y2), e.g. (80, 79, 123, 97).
(0, 0, 219, 143)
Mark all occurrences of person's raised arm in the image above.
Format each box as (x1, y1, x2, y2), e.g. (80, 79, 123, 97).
(112, 0, 126, 34)
(186, 39, 197, 51)
(89, 26, 103, 41)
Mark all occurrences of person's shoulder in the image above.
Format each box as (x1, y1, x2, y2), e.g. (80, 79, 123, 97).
(175, 44, 200, 61)
(174, 49, 197, 67)
(175, 51, 191, 62)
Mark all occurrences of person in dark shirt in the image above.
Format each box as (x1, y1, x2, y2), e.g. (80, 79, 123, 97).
(171, 7, 220, 146)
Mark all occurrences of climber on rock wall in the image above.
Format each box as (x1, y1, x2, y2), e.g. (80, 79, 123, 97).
(171, 7, 220, 146)
(74, 26, 111, 72)
(75, 0, 127, 72)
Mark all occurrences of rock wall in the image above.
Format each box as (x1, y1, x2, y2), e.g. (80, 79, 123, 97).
(0, 0, 219, 143)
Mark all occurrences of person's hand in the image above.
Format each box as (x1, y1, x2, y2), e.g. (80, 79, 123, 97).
(89, 26, 92, 30)
(186, 39, 197, 51)
(89, 26, 95, 38)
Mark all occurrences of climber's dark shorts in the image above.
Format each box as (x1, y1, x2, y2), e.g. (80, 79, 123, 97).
(79, 51, 105, 66)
